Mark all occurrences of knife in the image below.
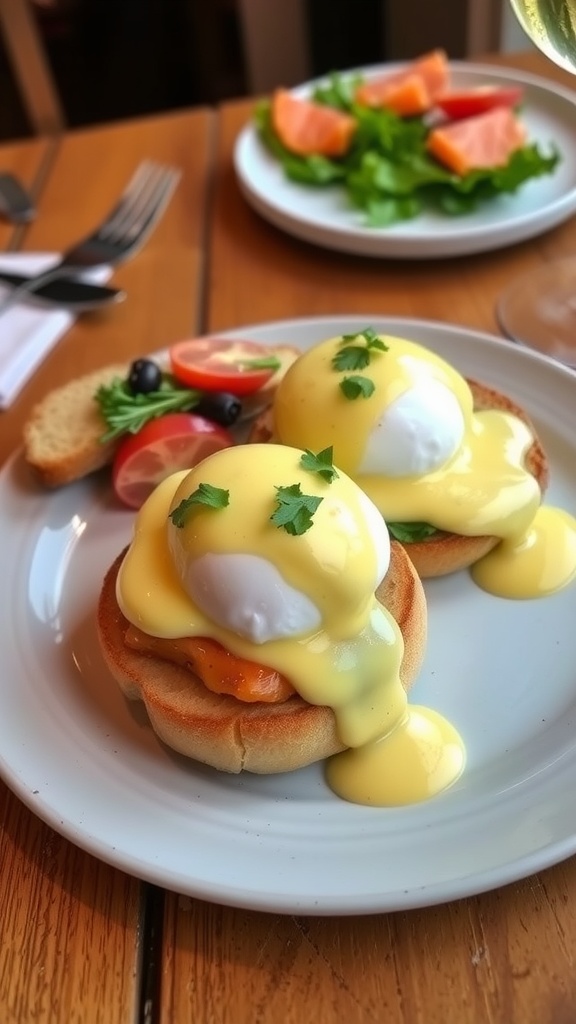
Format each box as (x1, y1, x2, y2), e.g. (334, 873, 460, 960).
(0, 270, 125, 310)
(0, 173, 36, 223)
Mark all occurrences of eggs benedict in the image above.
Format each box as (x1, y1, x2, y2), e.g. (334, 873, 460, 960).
(250, 330, 576, 599)
(97, 442, 465, 806)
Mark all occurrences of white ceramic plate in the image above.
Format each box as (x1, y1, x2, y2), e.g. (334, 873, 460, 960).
(234, 63, 576, 258)
(2, 315, 576, 915)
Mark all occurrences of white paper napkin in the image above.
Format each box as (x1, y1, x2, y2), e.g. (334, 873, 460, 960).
(0, 253, 111, 410)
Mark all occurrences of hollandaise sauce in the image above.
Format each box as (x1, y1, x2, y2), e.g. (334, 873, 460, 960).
(116, 446, 465, 808)
(327, 705, 465, 806)
(273, 333, 576, 601)
(471, 505, 576, 598)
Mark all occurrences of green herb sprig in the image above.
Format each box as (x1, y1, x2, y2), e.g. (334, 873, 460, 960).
(300, 446, 339, 482)
(271, 484, 323, 536)
(96, 375, 201, 442)
(332, 328, 388, 372)
(339, 375, 375, 400)
(169, 483, 229, 528)
(237, 355, 281, 371)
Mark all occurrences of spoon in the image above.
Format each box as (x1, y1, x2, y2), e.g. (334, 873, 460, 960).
(0, 270, 125, 311)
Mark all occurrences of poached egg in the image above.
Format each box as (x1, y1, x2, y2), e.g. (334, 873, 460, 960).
(272, 331, 576, 599)
(116, 442, 465, 805)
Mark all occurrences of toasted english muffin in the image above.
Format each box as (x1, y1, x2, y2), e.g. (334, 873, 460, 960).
(247, 378, 549, 579)
(96, 541, 426, 775)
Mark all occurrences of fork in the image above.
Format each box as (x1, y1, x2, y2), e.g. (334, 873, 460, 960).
(0, 160, 181, 316)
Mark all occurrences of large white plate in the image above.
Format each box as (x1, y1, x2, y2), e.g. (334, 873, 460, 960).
(234, 63, 576, 258)
(2, 315, 576, 915)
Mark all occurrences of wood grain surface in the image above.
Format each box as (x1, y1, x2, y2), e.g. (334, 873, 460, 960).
(2, 50, 576, 1024)
(0, 108, 214, 1024)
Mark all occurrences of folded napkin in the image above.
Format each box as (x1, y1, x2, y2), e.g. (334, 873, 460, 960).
(0, 253, 110, 410)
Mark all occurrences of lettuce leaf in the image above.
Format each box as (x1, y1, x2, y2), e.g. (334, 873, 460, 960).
(387, 521, 439, 543)
(254, 77, 560, 227)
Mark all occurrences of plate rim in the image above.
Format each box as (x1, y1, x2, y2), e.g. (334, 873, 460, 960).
(234, 60, 576, 259)
(2, 313, 576, 916)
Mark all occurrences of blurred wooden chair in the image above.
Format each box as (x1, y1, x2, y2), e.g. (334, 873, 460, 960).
(237, 0, 504, 94)
(0, 0, 65, 134)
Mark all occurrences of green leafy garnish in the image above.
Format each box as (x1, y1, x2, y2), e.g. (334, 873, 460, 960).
(387, 521, 439, 543)
(339, 375, 375, 400)
(341, 327, 383, 346)
(332, 328, 388, 372)
(255, 79, 560, 227)
(271, 484, 323, 535)
(169, 483, 229, 528)
(300, 446, 339, 483)
(96, 375, 201, 442)
(238, 355, 281, 371)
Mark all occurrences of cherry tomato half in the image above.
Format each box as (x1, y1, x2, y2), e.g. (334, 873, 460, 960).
(169, 338, 279, 397)
(112, 412, 234, 509)
(435, 85, 524, 120)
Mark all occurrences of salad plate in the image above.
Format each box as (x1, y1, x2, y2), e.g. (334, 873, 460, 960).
(234, 63, 576, 258)
(2, 314, 576, 915)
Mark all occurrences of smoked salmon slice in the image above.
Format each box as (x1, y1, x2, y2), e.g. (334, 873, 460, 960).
(271, 88, 357, 157)
(426, 106, 527, 175)
(124, 626, 296, 704)
(355, 49, 450, 115)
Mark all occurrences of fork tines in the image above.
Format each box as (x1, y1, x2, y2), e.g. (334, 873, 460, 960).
(99, 160, 181, 248)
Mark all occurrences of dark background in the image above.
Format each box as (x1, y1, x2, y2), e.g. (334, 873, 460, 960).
(0, 0, 469, 141)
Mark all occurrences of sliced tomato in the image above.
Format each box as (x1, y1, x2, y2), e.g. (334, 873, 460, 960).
(434, 85, 524, 120)
(169, 338, 279, 396)
(112, 412, 234, 509)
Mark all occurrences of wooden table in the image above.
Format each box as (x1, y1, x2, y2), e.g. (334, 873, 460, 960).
(1, 51, 576, 1024)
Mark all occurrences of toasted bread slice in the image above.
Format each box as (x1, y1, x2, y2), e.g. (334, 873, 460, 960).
(97, 541, 426, 775)
(23, 346, 301, 490)
(247, 377, 549, 579)
(23, 364, 128, 488)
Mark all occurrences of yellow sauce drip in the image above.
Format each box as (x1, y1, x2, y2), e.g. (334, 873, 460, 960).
(327, 705, 465, 806)
(471, 505, 576, 598)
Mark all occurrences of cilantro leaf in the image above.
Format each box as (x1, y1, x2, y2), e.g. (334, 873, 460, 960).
(332, 328, 388, 372)
(300, 446, 339, 483)
(339, 375, 375, 400)
(271, 484, 323, 535)
(332, 345, 371, 371)
(341, 327, 384, 347)
(387, 521, 439, 543)
(169, 483, 229, 528)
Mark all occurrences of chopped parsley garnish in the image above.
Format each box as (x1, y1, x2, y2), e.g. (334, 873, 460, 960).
(169, 483, 229, 528)
(332, 328, 388, 372)
(271, 484, 323, 535)
(300, 446, 339, 483)
(339, 375, 375, 400)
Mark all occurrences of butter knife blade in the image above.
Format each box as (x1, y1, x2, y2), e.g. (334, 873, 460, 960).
(0, 270, 125, 310)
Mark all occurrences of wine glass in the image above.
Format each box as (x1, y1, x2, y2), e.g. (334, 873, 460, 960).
(496, 0, 576, 367)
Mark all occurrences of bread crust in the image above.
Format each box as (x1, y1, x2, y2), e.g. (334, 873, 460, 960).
(23, 364, 128, 487)
(97, 542, 427, 774)
(247, 377, 549, 579)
